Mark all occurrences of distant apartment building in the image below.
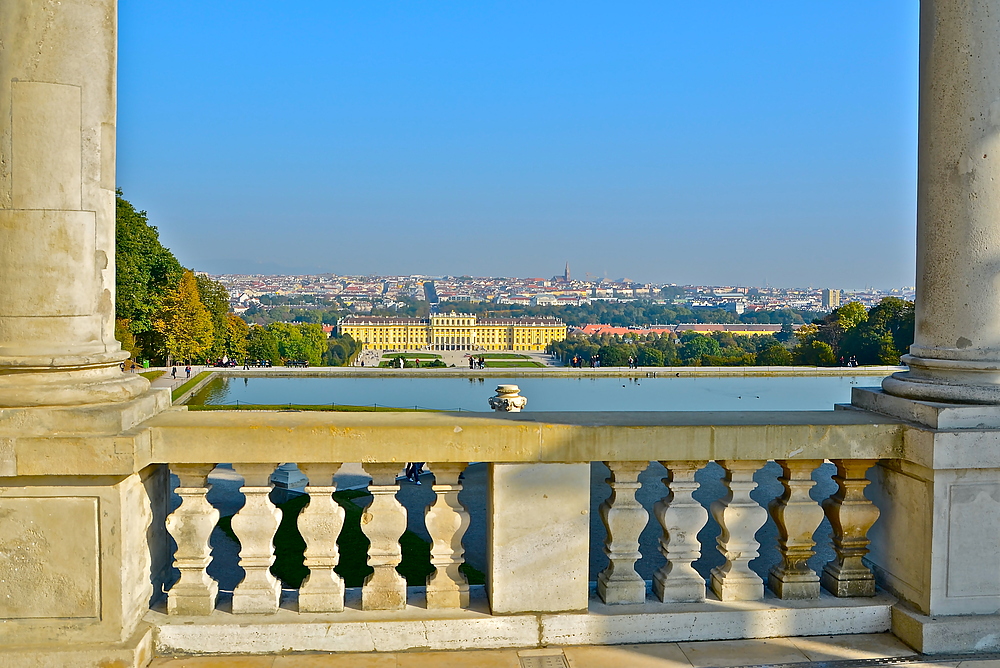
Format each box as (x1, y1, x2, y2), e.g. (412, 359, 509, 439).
(338, 313, 568, 351)
(822, 288, 841, 309)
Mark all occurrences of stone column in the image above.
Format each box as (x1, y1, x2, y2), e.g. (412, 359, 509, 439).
(882, 0, 1000, 404)
(0, 0, 146, 407)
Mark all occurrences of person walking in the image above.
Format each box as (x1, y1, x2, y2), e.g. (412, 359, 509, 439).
(185, 365, 192, 379)
(405, 462, 425, 485)
(170, 366, 177, 380)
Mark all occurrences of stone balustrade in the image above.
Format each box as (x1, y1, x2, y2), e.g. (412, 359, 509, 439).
(161, 455, 882, 618)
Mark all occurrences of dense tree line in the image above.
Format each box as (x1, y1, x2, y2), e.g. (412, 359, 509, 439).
(115, 191, 360, 366)
(549, 331, 791, 367)
(244, 296, 815, 329)
(792, 297, 914, 366)
(463, 302, 816, 328)
(243, 323, 362, 366)
(548, 298, 914, 367)
(243, 296, 429, 326)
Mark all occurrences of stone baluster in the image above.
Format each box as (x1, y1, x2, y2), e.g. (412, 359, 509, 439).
(710, 460, 768, 601)
(768, 459, 824, 599)
(597, 461, 650, 604)
(297, 463, 345, 613)
(822, 459, 880, 597)
(165, 464, 219, 615)
(231, 463, 281, 614)
(361, 463, 408, 610)
(425, 462, 471, 609)
(653, 461, 708, 602)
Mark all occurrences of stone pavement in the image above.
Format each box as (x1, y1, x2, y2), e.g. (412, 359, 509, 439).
(147, 633, 999, 667)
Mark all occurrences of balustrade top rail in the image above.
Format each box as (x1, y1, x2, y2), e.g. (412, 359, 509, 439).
(147, 408, 905, 464)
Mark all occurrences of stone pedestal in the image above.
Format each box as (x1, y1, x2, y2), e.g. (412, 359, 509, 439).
(855, 388, 1000, 652)
(487, 463, 589, 614)
(0, 464, 169, 667)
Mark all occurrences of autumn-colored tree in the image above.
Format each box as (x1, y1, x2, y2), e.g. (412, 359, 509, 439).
(154, 270, 215, 363)
(222, 314, 250, 362)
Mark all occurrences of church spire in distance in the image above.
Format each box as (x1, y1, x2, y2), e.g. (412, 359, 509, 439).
(564, 261, 570, 282)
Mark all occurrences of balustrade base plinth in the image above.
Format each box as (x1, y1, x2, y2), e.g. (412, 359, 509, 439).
(597, 572, 647, 605)
(231, 584, 282, 614)
(768, 570, 820, 600)
(711, 569, 764, 602)
(653, 573, 706, 603)
(298, 582, 346, 613)
(822, 565, 876, 598)
(148, 586, 894, 655)
(167, 584, 219, 616)
(426, 586, 471, 609)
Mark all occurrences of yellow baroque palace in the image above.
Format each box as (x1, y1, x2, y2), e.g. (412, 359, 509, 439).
(338, 313, 568, 351)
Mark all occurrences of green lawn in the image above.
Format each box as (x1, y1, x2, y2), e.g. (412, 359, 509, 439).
(484, 360, 545, 368)
(217, 489, 485, 588)
(171, 370, 213, 401)
(187, 403, 435, 412)
(140, 370, 164, 381)
(476, 353, 530, 359)
(382, 352, 442, 359)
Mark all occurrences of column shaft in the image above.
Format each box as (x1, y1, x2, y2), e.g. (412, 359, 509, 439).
(0, 0, 145, 407)
(884, 0, 1000, 403)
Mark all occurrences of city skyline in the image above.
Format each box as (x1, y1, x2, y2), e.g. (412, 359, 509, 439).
(117, 1, 918, 287)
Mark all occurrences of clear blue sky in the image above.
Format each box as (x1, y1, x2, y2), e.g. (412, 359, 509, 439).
(117, 1, 918, 289)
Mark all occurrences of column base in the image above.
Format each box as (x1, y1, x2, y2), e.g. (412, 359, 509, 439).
(0, 354, 148, 408)
(850, 386, 1000, 428)
(0, 387, 171, 440)
(882, 354, 1000, 406)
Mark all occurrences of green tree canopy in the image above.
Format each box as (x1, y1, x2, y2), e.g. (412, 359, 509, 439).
(246, 325, 281, 364)
(115, 190, 184, 359)
(267, 322, 327, 365)
(756, 344, 793, 366)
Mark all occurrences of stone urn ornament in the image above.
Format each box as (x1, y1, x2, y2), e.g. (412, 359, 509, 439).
(489, 384, 527, 412)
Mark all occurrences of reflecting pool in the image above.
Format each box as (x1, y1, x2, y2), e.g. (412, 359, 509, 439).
(187, 374, 887, 411)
